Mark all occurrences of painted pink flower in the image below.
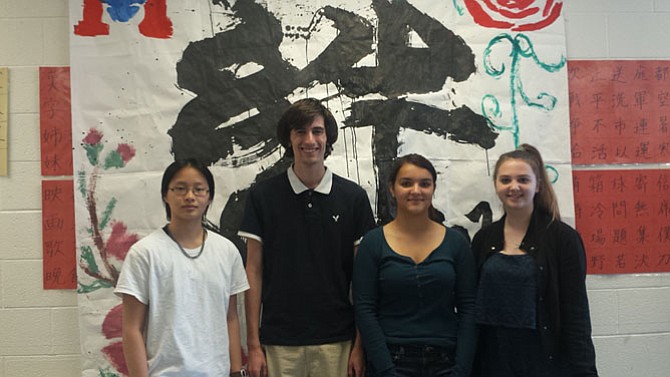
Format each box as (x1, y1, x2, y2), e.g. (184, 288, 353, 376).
(116, 144, 136, 164)
(102, 304, 123, 339)
(464, 0, 563, 32)
(102, 341, 128, 376)
(105, 221, 140, 261)
(101, 304, 128, 375)
(83, 128, 103, 145)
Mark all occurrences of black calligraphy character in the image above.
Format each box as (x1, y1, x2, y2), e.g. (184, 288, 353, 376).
(612, 228, 627, 246)
(634, 253, 649, 269)
(658, 90, 669, 107)
(170, 1, 495, 249)
(658, 199, 670, 217)
(634, 64, 648, 81)
(44, 215, 64, 231)
(611, 200, 627, 219)
(635, 141, 650, 159)
(634, 90, 648, 110)
(611, 176, 626, 193)
(45, 240, 65, 257)
(634, 200, 649, 217)
(569, 91, 581, 108)
(658, 225, 670, 243)
(591, 203, 607, 220)
(615, 253, 626, 269)
(659, 115, 668, 134)
(634, 118, 649, 135)
(592, 118, 605, 133)
(570, 117, 581, 137)
(635, 173, 648, 192)
(589, 174, 604, 193)
(590, 228, 606, 246)
(614, 146, 629, 159)
(591, 144, 608, 161)
(611, 92, 629, 108)
(611, 65, 627, 83)
(637, 225, 648, 245)
(571, 142, 583, 159)
(590, 255, 605, 271)
(613, 117, 626, 136)
(43, 186, 63, 202)
(590, 92, 603, 109)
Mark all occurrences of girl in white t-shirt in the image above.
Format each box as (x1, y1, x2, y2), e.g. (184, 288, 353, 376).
(115, 159, 249, 377)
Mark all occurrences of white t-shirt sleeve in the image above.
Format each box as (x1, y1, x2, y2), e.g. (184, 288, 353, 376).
(114, 244, 150, 304)
(229, 248, 249, 296)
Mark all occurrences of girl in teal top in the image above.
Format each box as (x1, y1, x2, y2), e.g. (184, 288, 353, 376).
(353, 154, 477, 377)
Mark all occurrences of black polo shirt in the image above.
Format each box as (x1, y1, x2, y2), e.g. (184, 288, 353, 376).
(239, 167, 376, 345)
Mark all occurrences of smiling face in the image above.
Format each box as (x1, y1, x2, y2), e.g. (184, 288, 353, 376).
(163, 166, 212, 225)
(290, 115, 327, 167)
(495, 158, 539, 213)
(390, 162, 436, 217)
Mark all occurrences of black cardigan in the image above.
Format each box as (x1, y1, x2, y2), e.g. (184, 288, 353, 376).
(471, 208, 599, 377)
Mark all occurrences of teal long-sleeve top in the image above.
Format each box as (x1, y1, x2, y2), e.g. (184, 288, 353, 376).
(353, 226, 477, 377)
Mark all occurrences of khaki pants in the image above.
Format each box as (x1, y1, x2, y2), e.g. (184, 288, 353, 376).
(264, 340, 352, 377)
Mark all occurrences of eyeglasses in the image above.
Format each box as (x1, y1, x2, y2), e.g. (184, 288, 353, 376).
(169, 186, 210, 197)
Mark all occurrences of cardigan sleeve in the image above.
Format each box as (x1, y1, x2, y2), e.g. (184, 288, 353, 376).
(556, 224, 599, 377)
(451, 231, 478, 377)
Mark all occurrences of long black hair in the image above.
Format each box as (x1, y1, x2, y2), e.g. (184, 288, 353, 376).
(161, 158, 219, 231)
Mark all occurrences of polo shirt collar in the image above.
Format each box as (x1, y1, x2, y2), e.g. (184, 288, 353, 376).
(287, 165, 332, 195)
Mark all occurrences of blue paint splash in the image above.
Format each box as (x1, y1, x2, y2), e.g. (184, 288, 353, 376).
(102, 0, 147, 22)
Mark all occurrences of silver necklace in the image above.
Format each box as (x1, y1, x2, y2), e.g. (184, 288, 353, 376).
(163, 225, 206, 259)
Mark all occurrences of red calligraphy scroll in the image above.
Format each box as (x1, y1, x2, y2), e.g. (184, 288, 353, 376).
(39, 67, 73, 176)
(568, 60, 670, 164)
(42, 180, 77, 289)
(573, 170, 670, 274)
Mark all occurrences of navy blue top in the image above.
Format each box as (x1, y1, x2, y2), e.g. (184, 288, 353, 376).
(239, 170, 375, 345)
(353, 226, 477, 377)
(476, 253, 537, 329)
(471, 209, 599, 377)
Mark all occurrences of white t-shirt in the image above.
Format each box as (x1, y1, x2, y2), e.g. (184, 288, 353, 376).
(115, 228, 249, 376)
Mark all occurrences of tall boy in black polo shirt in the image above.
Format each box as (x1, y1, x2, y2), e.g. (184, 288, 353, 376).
(239, 98, 375, 377)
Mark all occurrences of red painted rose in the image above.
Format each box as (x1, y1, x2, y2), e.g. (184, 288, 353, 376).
(464, 0, 563, 32)
(105, 221, 140, 261)
(116, 144, 136, 164)
(83, 128, 103, 145)
(101, 304, 128, 375)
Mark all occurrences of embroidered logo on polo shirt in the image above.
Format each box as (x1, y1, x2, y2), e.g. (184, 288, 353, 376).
(332, 215, 340, 222)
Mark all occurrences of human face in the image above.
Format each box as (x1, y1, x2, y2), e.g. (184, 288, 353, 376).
(495, 158, 539, 213)
(290, 115, 327, 167)
(163, 166, 211, 224)
(390, 163, 435, 216)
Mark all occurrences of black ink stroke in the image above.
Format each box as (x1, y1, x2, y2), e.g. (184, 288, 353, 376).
(168, 0, 498, 252)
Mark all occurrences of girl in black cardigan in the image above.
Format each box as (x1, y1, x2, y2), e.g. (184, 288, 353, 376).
(471, 144, 599, 377)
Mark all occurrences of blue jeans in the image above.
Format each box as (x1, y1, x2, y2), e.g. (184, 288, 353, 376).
(376, 344, 455, 377)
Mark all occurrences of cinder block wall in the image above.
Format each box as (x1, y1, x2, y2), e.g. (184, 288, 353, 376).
(0, 0, 81, 376)
(0, 0, 668, 376)
(565, 1, 670, 376)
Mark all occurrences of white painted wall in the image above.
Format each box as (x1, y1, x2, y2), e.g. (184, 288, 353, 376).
(0, 0, 668, 376)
